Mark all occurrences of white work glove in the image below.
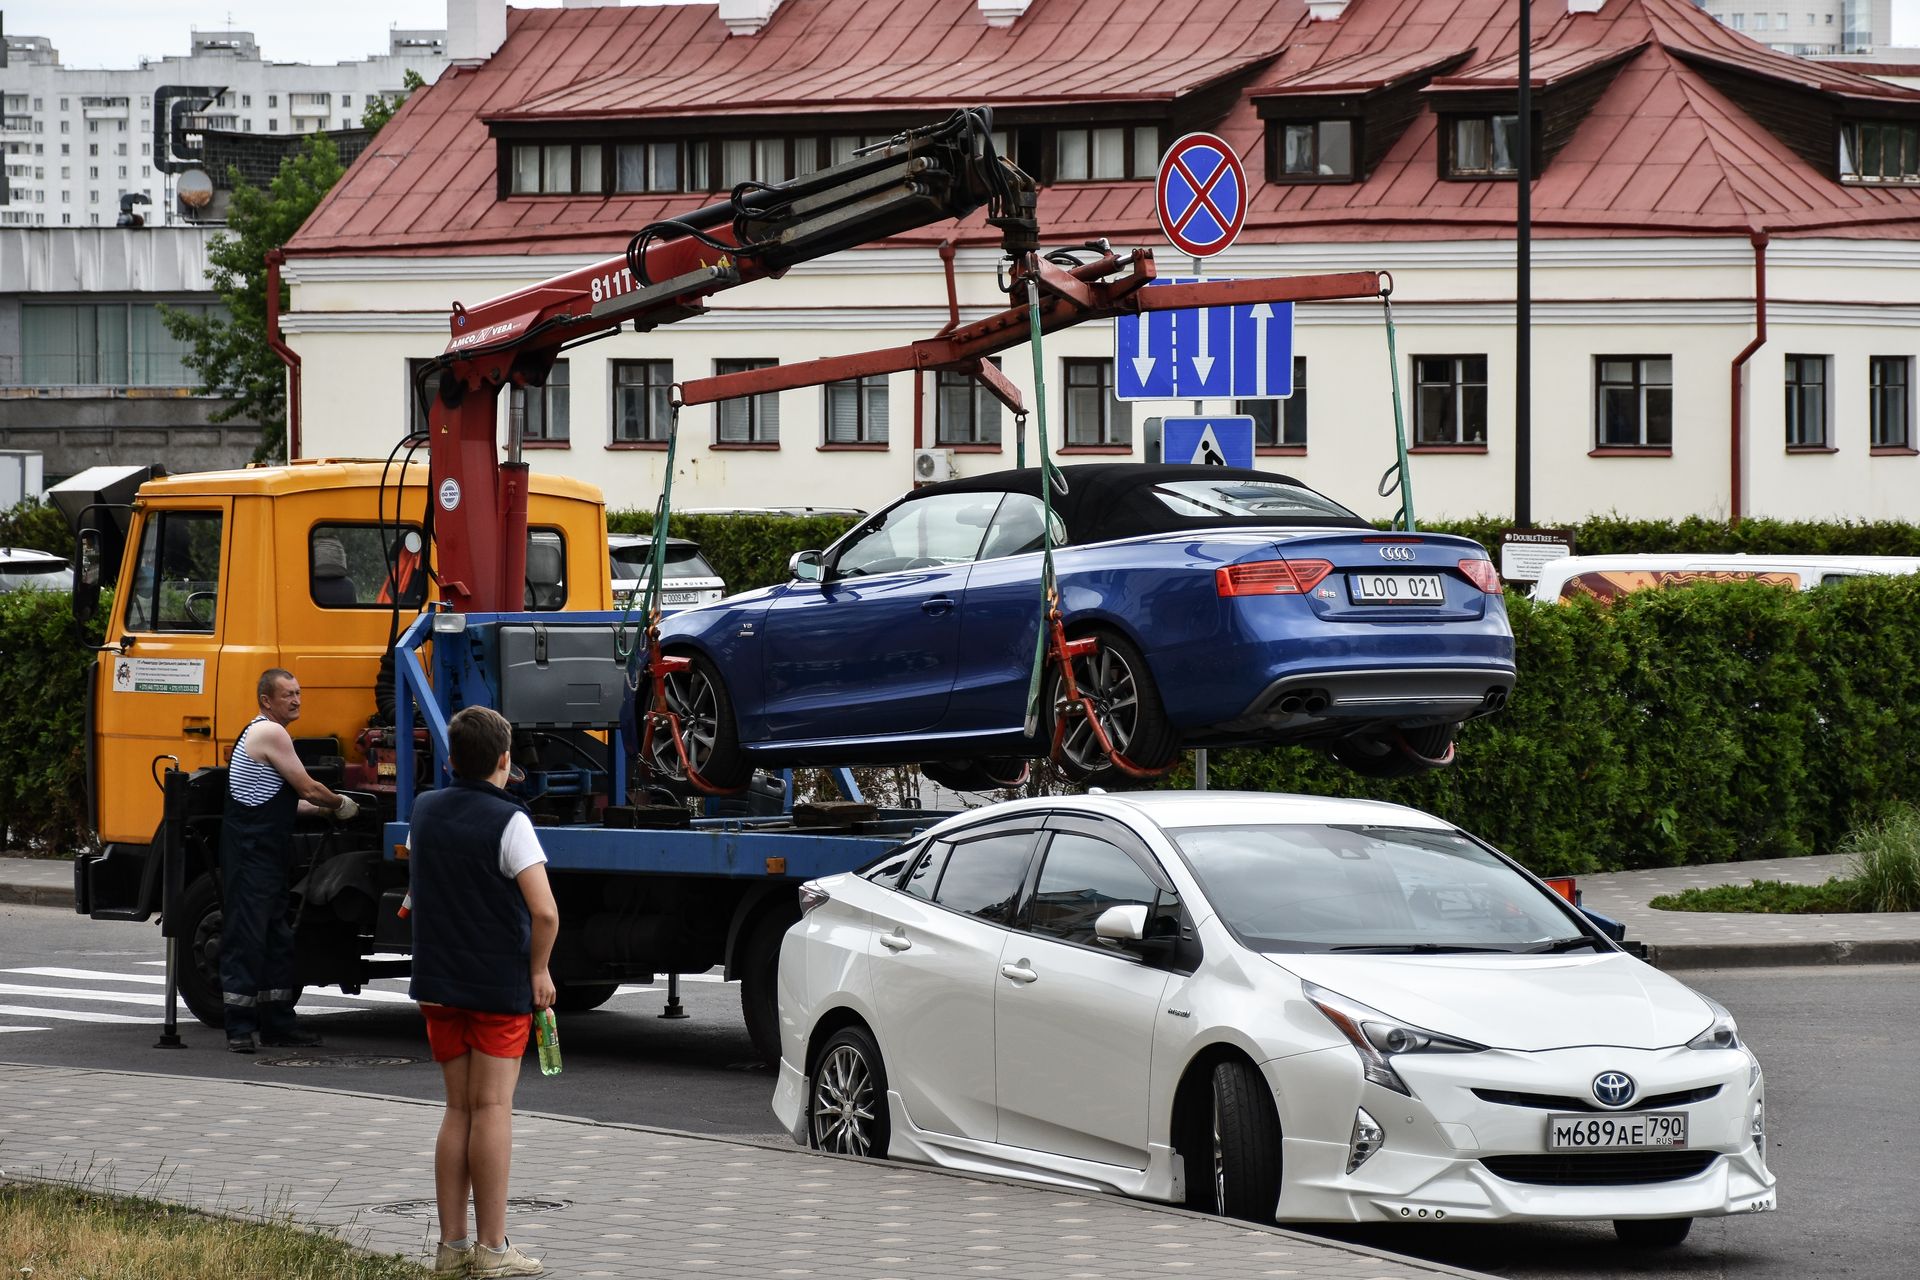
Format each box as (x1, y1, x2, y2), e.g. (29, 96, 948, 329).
(333, 795, 360, 822)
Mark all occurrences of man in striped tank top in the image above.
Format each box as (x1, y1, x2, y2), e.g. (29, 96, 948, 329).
(220, 668, 358, 1054)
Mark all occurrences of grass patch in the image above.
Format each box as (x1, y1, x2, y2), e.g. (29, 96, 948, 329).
(0, 1181, 427, 1280)
(1651, 879, 1862, 914)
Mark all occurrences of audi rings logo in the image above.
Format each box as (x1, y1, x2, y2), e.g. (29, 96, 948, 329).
(1592, 1071, 1637, 1108)
(1378, 545, 1416, 561)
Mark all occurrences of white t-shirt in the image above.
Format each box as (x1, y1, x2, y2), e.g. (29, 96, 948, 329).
(406, 810, 548, 880)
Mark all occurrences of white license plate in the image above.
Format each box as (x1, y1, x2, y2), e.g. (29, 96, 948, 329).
(1348, 572, 1445, 604)
(1547, 1111, 1688, 1150)
(665, 590, 698, 604)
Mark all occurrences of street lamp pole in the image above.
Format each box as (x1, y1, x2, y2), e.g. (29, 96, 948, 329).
(1515, 0, 1533, 528)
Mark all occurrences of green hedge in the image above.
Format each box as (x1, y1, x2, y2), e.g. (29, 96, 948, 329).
(1, 498, 72, 556)
(1182, 576, 1920, 875)
(606, 511, 861, 593)
(0, 587, 101, 853)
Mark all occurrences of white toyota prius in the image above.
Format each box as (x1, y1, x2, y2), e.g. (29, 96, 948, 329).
(771, 792, 1776, 1246)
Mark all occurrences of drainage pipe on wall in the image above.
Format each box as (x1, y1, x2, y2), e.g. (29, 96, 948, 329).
(265, 249, 302, 461)
(1728, 230, 1769, 525)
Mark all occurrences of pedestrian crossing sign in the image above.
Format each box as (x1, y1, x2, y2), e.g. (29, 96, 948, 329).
(1162, 416, 1255, 469)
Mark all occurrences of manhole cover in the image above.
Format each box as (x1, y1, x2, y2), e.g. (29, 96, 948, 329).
(366, 1197, 570, 1218)
(260, 1054, 423, 1069)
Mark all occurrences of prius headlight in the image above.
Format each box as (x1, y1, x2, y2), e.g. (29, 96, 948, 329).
(1304, 982, 1485, 1097)
(1685, 995, 1742, 1051)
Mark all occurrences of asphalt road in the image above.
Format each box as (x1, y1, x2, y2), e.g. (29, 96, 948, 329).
(5, 903, 1916, 1279)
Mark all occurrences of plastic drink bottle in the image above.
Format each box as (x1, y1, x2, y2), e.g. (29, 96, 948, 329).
(535, 1007, 562, 1076)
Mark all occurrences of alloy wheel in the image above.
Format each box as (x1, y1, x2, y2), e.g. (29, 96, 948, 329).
(810, 1043, 878, 1155)
(647, 666, 720, 779)
(1056, 645, 1140, 771)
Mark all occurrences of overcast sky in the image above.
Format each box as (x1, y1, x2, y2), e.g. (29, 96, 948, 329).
(5, 0, 1918, 69)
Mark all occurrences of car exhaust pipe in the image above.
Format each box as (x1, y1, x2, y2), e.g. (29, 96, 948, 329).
(1302, 693, 1329, 715)
(1277, 695, 1304, 715)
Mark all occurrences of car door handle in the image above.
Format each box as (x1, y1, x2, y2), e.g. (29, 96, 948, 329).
(879, 931, 912, 952)
(920, 596, 955, 616)
(1000, 961, 1038, 984)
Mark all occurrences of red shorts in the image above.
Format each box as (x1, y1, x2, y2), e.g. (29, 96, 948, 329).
(420, 1003, 531, 1063)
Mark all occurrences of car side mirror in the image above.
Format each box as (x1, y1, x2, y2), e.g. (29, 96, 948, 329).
(72, 527, 103, 624)
(789, 550, 824, 583)
(1094, 904, 1148, 943)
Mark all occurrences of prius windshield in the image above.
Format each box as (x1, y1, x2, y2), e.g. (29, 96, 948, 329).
(1168, 824, 1593, 954)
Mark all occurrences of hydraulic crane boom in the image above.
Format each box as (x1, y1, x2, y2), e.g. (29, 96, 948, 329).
(421, 106, 1387, 614)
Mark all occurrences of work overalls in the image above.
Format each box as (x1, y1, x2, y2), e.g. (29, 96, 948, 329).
(218, 717, 301, 1038)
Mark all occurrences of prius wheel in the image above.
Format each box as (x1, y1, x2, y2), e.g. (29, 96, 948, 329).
(644, 652, 748, 789)
(808, 1025, 891, 1158)
(1047, 629, 1176, 785)
(1614, 1218, 1693, 1248)
(1187, 1058, 1283, 1223)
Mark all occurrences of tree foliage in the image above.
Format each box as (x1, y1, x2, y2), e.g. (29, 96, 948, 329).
(0, 498, 71, 556)
(161, 135, 345, 464)
(360, 69, 427, 132)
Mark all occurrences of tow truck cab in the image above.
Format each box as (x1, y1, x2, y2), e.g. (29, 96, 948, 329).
(62, 458, 609, 919)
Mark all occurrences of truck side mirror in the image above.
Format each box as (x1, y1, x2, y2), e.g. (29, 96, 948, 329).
(72, 528, 104, 624)
(789, 550, 824, 583)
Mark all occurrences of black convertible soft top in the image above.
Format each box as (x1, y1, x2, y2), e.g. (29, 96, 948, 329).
(908, 464, 1370, 544)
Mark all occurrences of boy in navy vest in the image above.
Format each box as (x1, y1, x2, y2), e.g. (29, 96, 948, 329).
(409, 705, 559, 1278)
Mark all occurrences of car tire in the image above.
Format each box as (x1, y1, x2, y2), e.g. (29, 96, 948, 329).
(740, 906, 799, 1066)
(1326, 723, 1457, 779)
(807, 1024, 891, 1158)
(645, 651, 749, 790)
(1047, 628, 1177, 785)
(1186, 1058, 1284, 1223)
(174, 872, 227, 1029)
(1613, 1217, 1693, 1248)
(552, 982, 620, 1013)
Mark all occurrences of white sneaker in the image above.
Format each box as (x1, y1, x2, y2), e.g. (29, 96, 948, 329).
(432, 1240, 473, 1278)
(470, 1239, 543, 1278)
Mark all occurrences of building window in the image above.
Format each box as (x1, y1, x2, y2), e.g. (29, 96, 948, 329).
(510, 360, 570, 443)
(1839, 122, 1920, 184)
(1870, 356, 1911, 449)
(1063, 358, 1131, 447)
(1413, 355, 1489, 446)
(406, 357, 446, 436)
(1448, 115, 1520, 177)
(1275, 121, 1354, 180)
(268, 94, 278, 107)
(825, 375, 889, 445)
(1784, 354, 1829, 448)
(935, 361, 1003, 446)
(20, 301, 220, 385)
(714, 358, 779, 444)
(1052, 125, 1159, 181)
(1594, 356, 1673, 449)
(615, 141, 681, 193)
(612, 359, 674, 443)
(1236, 358, 1308, 447)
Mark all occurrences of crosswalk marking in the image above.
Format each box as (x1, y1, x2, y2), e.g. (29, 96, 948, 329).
(0, 1004, 160, 1025)
(4, 966, 168, 985)
(0, 1025, 51, 1033)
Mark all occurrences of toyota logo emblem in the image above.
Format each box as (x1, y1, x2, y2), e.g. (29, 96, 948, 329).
(1592, 1071, 1637, 1108)
(1378, 546, 1416, 561)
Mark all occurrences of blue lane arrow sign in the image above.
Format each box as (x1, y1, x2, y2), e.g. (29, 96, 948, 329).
(1229, 300, 1294, 398)
(1116, 306, 1174, 400)
(1172, 297, 1233, 398)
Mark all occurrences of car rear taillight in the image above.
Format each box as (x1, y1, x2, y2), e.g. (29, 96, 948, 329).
(1457, 558, 1501, 594)
(797, 881, 831, 916)
(1217, 558, 1334, 597)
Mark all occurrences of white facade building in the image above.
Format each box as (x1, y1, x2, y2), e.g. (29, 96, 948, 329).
(0, 27, 447, 230)
(1693, 0, 1891, 56)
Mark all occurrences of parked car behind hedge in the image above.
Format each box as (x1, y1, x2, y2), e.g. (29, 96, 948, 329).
(1531, 553, 1920, 604)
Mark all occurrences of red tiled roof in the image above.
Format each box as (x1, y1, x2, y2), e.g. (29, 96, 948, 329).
(1254, 46, 1474, 97)
(288, 0, 1920, 260)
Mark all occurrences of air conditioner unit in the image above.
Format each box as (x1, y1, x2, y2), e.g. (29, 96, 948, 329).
(912, 447, 956, 484)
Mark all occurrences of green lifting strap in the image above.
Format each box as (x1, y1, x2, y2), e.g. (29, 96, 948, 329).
(1381, 282, 1418, 533)
(615, 396, 683, 672)
(1022, 273, 1064, 735)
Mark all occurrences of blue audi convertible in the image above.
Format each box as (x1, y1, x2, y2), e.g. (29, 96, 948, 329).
(642, 465, 1514, 789)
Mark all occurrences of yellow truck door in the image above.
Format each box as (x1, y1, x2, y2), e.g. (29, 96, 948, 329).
(95, 502, 229, 846)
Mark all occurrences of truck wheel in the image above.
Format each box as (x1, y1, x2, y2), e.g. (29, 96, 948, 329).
(553, 982, 620, 1013)
(174, 873, 227, 1029)
(740, 906, 800, 1066)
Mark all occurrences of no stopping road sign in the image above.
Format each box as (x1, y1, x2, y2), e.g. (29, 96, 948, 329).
(1156, 133, 1246, 259)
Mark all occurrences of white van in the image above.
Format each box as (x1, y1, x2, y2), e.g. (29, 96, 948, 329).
(1530, 553, 1920, 604)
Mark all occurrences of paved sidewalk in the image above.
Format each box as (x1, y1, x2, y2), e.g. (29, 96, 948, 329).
(0, 1062, 1488, 1280)
(0, 856, 73, 908)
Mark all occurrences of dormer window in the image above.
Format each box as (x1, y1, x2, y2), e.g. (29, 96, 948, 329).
(1448, 114, 1520, 178)
(1051, 125, 1159, 182)
(1277, 120, 1354, 180)
(1839, 121, 1920, 184)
